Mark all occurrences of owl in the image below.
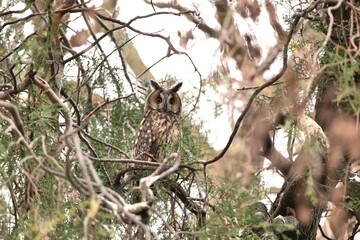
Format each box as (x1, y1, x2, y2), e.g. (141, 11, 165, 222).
(133, 80, 182, 162)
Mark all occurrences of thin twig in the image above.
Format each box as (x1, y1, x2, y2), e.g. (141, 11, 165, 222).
(318, 223, 334, 240)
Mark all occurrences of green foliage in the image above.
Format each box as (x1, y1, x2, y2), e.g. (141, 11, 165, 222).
(347, 196, 360, 216)
(347, 177, 360, 219)
(201, 178, 265, 239)
(334, 59, 360, 115)
(199, 173, 301, 239)
(320, 42, 360, 117)
(318, 33, 360, 116)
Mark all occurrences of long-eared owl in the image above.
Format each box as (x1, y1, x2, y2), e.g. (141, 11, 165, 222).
(133, 80, 182, 162)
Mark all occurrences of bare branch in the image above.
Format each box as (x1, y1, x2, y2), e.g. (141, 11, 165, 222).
(0, 100, 25, 137)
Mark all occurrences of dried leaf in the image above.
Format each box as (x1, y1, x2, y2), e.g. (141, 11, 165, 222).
(70, 29, 89, 47)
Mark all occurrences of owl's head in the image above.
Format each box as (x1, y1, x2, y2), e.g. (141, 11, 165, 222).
(145, 80, 182, 115)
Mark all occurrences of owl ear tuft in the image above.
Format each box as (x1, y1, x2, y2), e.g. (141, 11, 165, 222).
(170, 82, 182, 92)
(150, 80, 162, 90)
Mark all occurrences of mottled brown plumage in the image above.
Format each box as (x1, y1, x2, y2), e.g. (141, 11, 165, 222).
(133, 80, 182, 162)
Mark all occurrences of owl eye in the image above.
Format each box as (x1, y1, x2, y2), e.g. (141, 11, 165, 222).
(156, 96, 162, 103)
(169, 98, 175, 105)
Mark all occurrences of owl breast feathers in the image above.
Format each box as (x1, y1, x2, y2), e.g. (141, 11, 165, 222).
(133, 80, 182, 162)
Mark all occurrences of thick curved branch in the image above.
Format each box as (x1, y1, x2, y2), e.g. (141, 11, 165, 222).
(261, 133, 292, 176)
(0, 100, 25, 137)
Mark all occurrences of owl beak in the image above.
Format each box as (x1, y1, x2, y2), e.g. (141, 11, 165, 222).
(165, 106, 172, 113)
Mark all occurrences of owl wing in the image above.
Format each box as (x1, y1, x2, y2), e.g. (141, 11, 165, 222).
(149, 137, 160, 159)
(133, 112, 161, 161)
